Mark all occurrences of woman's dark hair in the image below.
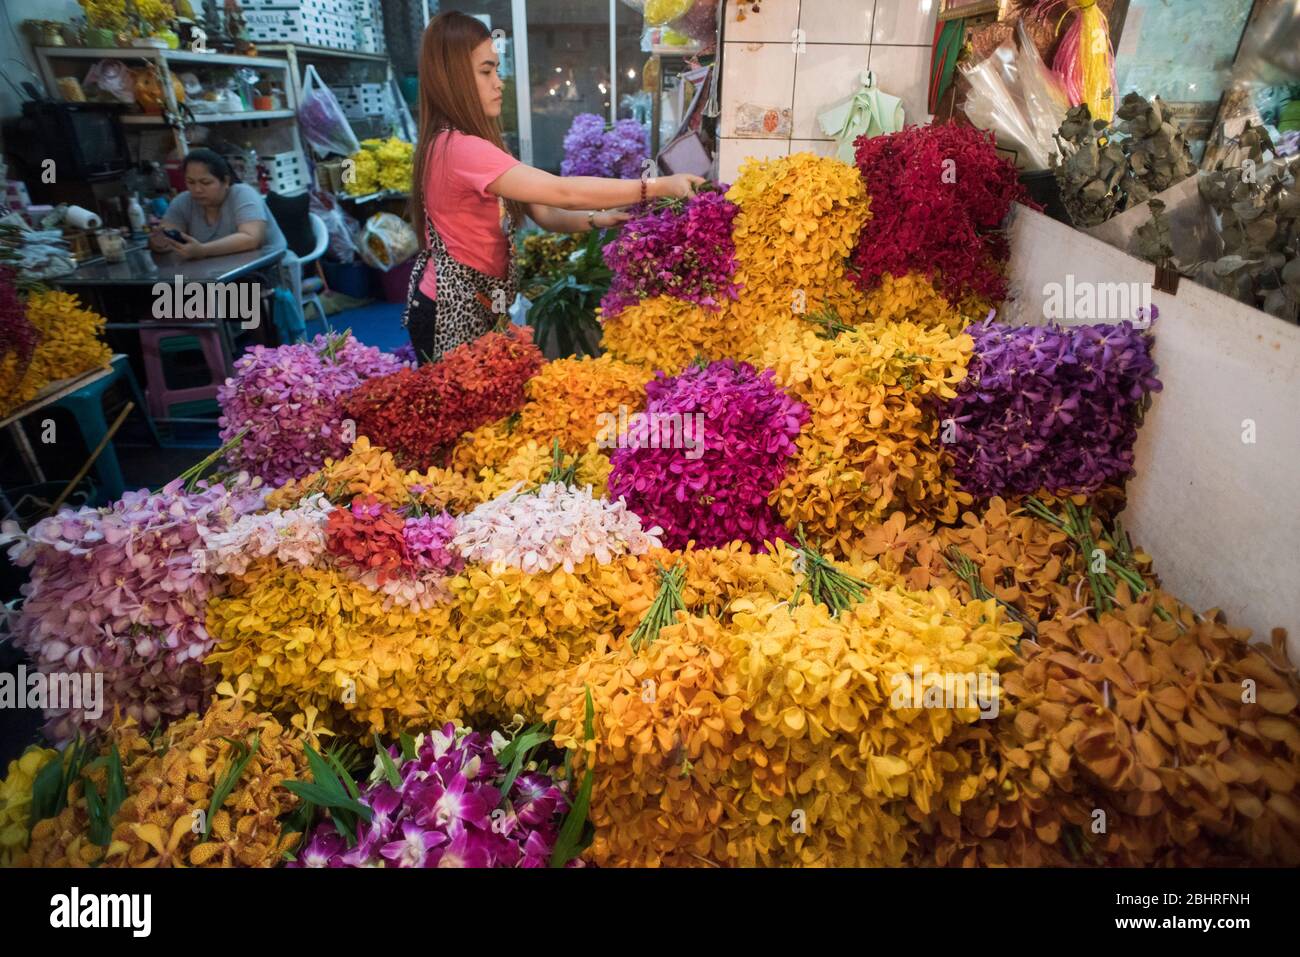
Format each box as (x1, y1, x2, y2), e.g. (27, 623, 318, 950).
(182, 147, 235, 184)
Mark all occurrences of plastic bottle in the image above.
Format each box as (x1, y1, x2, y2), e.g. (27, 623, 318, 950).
(126, 192, 146, 234)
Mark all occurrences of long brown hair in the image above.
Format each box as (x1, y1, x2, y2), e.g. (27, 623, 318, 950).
(409, 11, 525, 246)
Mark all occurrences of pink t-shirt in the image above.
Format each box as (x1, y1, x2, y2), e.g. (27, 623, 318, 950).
(418, 130, 520, 300)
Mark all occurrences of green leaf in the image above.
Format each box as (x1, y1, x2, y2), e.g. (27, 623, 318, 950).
(325, 748, 361, 800)
(549, 768, 593, 868)
(398, 732, 418, 762)
(373, 734, 403, 789)
(498, 726, 551, 802)
(105, 745, 127, 820)
(203, 734, 260, 840)
(84, 780, 111, 847)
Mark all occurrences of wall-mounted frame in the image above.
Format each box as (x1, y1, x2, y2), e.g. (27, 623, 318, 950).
(937, 0, 1011, 22)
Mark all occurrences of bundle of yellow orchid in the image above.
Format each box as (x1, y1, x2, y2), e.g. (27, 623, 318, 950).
(1, 289, 113, 418)
(266, 436, 480, 514)
(726, 152, 869, 316)
(0, 746, 59, 866)
(513, 354, 653, 449)
(450, 553, 660, 722)
(765, 321, 974, 554)
(545, 612, 747, 868)
(205, 562, 469, 735)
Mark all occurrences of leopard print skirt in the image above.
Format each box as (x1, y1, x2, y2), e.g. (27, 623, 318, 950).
(401, 215, 518, 365)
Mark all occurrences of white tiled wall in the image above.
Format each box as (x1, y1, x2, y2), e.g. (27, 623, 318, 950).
(717, 0, 937, 182)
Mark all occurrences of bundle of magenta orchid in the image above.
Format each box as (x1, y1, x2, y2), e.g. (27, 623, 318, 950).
(607, 358, 808, 549)
(289, 723, 574, 868)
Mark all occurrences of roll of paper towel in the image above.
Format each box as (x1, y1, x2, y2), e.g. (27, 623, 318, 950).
(65, 205, 102, 230)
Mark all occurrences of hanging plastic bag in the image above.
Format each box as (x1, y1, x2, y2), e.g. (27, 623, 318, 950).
(817, 71, 904, 164)
(298, 64, 361, 159)
(83, 59, 136, 105)
(309, 188, 361, 262)
(358, 212, 418, 271)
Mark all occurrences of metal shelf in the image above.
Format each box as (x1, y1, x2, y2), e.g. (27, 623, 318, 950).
(259, 43, 387, 64)
(121, 109, 297, 125)
(35, 46, 289, 70)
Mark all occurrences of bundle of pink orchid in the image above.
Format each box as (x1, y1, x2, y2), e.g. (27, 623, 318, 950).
(1, 477, 266, 740)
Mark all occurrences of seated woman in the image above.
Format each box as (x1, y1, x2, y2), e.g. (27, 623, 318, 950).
(149, 147, 287, 260)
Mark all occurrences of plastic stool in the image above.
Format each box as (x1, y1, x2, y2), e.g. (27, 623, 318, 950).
(50, 356, 154, 506)
(139, 326, 228, 422)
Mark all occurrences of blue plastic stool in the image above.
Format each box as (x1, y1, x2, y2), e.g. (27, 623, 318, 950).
(52, 356, 159, 505)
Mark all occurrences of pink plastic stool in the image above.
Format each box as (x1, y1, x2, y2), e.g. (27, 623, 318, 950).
(138, 326, 228, 422)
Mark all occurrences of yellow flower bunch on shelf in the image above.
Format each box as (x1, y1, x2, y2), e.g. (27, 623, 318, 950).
(0, 289, 112, 418)
(764, 321, 974, 554)
(205, 562, 469, 735)
(0, 747, 59, 866)
(344, 138, 414, 195)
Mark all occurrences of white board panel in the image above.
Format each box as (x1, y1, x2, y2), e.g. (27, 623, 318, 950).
(1003, 204, 1300, 664)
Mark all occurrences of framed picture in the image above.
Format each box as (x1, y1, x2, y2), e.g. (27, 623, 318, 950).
(937, 0, 1010, 22)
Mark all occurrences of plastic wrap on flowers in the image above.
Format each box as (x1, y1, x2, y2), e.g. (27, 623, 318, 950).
(205, 560, 470, 736)
(943, 321, 1162, 497)
(1, 478, 267, 742)
(343, 326, 544, 469)
(764, 322, 973, 554)
(607, 359, 807, 550)
(217, 333, 407, 486)
(22, 692, 309, 867)
(291, 724, 570, 867)
(726, 152, 870, 317)
(600, 186, 740, 318)
(852, 124, 1027, 306)
(266, 436, 481, 516)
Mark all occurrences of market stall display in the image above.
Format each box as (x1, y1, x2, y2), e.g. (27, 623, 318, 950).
(2, 119, 1298, 872)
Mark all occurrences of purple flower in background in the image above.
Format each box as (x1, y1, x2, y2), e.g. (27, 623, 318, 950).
(381, 819, 447, 868)
(561, 113, 610, 177)
(561, 113, 649, 178)
(942, 320, 1162, 496)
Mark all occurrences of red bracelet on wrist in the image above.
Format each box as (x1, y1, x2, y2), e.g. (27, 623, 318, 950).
(640, 177, 647, 205)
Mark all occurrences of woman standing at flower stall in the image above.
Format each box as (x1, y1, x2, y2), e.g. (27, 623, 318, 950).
(406, 11, 703, 363)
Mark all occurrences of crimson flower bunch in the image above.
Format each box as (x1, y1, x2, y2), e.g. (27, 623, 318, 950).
(218, 333, 406, 486)
(607, 358, 807, 549)
(600, 187, 741, 317)
(291, 724, 570, 868)
(0, 268, 39, 388)
(852, 124, 1027, 305)
(343, 326, 543, 469)
(325, 495, 410, 584)
(943, 320, 1162, 496)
